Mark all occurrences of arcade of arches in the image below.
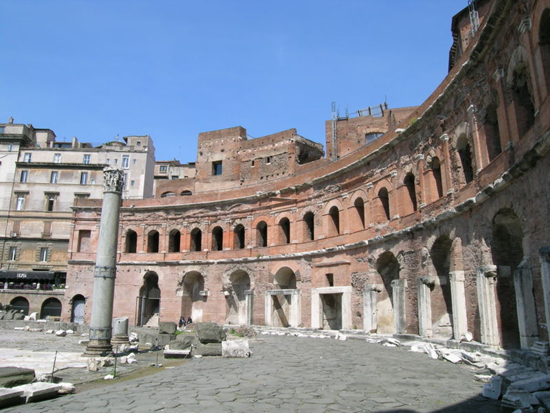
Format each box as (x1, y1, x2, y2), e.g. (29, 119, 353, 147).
(63, 1, 550, 352)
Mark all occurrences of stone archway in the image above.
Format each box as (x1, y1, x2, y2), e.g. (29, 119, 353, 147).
(375, 252, 400, 334)
(41, 297, 62, 320)
(180, 271, 205, 323)
(138, 272, 161, 326)
(10, 296, 29, 315)
(265, 267, 300, 327)
(224, 270, 251, 325)
(490, 208, 537, 349)
(71, 294, 86, 324)
(430, 236, 454, 339)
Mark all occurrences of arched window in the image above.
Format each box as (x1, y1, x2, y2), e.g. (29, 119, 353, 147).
(257, 221, 268, 247)
(304, 212, 315, 241)
(212, 226, 223, 251)
(485, 101, 502, 161)
(234, 224, 245, 249)
(125, 229, 138, 253)
(41, 298, 62, 319)
(168, 229, 181, 253)
(457, 135, 474, 184)
(378, 187, 390, 221)
(180, 190, 192, 196)
(431, 157, 444, 199)
(10, 297, 29, 315)
(540, 9, 550, 93)
(147, 230, 159, 253)
(404, 173, 417, 213)
(161, 192, 176, 198)
(279, 218, 291, 244)
(354, 198, 365, 228)
(190, 228, 202, 252)
(510, 61, 535, 137)
(329, 206, 340, 235)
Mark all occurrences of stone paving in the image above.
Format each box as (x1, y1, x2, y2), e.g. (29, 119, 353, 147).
(2, 334, 500, 413)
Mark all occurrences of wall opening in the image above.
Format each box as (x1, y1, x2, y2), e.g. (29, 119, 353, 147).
(190, 228, 202, 252)
(491, 208, 523, 349)
(125, 230, 137, 253)
(212, 226, 223, 251)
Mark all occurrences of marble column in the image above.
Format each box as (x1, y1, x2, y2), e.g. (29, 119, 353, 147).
(513, 258, 538, 348)
(363, 284, 382, 333)
(476, 265, 500, 347)
(84, 168, 124, 356)
(392, 279, 407, 334)
(449, 270, 468, 340)
(417, 276, 435, 338)
(540, 247, 550, 335)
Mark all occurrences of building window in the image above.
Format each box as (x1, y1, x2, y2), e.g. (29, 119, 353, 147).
(251, 160, 255, 167)
(9, 246, 17, 261)
(15, 194, 25, 211)
(137, 141, 142, 147)
(40, 247, 49, 262)
(83, 154, 91, 165)
(133, 159, 137, 165)
(45, 194, 56, 211)
(80, 172, 88, 185)
(266, 157, 271, 164)
(130, 180, 135, 187)
(106, 158, 110, 164)
(123, 173, 128, 188)
(171, 176, 178, 180)
(50, 171, 59, 184)
(122, 155, 129, 169)
(77, 230, 91, 252)
(366, 132, 384, 145)
(212, 161, 222, 176)
(160, 165, 167, 172)
(54, 153, 61, 163)
(8, 143, 13, 152)
(20, 171, 28, 183)
(23, 153, 31, 162)
(114, 158, 118, 164)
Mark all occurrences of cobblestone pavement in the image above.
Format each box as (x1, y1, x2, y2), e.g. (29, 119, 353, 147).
(2, 334, 500, 413)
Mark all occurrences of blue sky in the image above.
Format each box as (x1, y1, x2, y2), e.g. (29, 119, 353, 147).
(1, 1, 466, 162)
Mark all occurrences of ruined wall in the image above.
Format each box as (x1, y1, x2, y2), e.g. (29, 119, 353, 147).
(65, 0, 550, 350)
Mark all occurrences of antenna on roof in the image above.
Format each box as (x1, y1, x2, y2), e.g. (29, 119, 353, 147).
(468, 0, 480, 37)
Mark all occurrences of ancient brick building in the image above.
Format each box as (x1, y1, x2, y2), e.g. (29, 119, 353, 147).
(65, 0, 550, 350)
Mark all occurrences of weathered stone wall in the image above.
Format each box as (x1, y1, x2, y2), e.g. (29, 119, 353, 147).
(64, 0, 550, 350)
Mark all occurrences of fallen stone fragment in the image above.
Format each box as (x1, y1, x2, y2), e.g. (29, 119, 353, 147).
(13, 382, 62, 403)
(534, 391, 550, 410)
(58, 383, 75, 394)
(87, 358, 98, 372)
(65, 329, 74, 335)
(461, 331, 473, 342)
(475, 373, 493, 383)
(55, 330, 66, 337)
(222, 339, 251, 358)
(423, 343, 439, 360)
(0, 367, 35, 388)
(441, 351, 462, 364)
(482, 375, 503, 400)
(104, 375, 114, 380)
(0, 388, 24, 409)
(195, 322, 226, 344)
(510, 374, 550, 393)
(501, 389, 539, 411)
(164, 349, 191, 359)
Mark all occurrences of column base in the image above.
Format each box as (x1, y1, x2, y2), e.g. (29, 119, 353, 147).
(83, 339, 113, 357)
(111, 336, 130, 348)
